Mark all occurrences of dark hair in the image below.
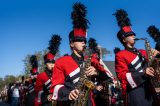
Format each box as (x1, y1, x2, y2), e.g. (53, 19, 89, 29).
(117, 30, 125, 46)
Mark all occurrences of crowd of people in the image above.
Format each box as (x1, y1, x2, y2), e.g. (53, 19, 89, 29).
(0, 81, 25, 106)
(0, 78, 124, 106)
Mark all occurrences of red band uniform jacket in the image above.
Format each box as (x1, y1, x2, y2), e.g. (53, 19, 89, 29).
(115, 48, 154, 106)
(24, 77, 36, 106)
(35, 69, 52, 106)
(50, 53, 111, 106)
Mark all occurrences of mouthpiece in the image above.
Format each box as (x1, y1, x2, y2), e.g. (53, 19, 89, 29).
(134, 38, 140, 41)
(134, 38, 147, 41)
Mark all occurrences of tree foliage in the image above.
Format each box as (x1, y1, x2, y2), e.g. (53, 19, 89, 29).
(22, 49, 61, 77)
(98, 45, 112, 60)
(0, 75, 18, 91)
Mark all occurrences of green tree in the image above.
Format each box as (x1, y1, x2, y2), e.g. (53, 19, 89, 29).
(23, 49, 61, 76)
(23, 50, 47, 76)
(0, 77, 5, 91)
(36, 50, 46, 73)
(98, 45, 112, 60)
(23, 54, 32, 77)
(4, 75, 16, 85)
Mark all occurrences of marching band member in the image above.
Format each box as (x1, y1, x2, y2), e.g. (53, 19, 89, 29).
(34, 35, 61, 106)
(113, 9, 159, 106)
(49, 2, 112, 106)
(25, 55, 39, 106)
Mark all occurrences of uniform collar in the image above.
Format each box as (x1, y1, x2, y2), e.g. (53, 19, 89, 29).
(45, 68, 52, 78)
(71, 52, 84, 61)
(125, 46, 138, 53)
(71, 52, 84, 66)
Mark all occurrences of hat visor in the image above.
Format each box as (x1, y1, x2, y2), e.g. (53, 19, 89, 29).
(31, 72, 39, 75)
(125, 32, 136, 37)
(45, 59, 55, 64)
(71, 37, 86, 43)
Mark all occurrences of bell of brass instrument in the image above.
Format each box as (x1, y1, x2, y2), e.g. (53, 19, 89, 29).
(135, 38, 160, 92)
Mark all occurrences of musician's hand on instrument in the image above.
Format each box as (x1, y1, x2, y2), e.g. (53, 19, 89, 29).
(145, 67, 155, 77)
(85, 66, 97, 76)
(96, 85, 103, 91)
(151, 49, 159, 57)
(47, 94, 53, 101)
(69, 89, 79, 100)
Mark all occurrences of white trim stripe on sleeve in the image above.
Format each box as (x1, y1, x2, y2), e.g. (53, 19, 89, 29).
(45, 79, 51, 85)
(126, 73, 137, 88)
(52, 85, 64, 100)
(131, 56, 139, 65)
(73, 77, 80, 83)
(38, 90, 43, 102)
(69, 68, 80, 77)
(135, 62, 141, 70)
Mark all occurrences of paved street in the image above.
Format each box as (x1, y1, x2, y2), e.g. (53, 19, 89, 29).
(0, 102, 10, 106)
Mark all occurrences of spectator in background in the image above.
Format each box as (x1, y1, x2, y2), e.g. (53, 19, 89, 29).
(11, 82, 20, 106)
(7, 83, 13, 104)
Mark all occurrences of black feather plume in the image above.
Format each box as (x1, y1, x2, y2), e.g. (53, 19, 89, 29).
(29, 55, 38, 68)
(88, 38, 100, 56)
(147, 25, 160, 42)
(71, 2, 89, 30)
(113, 9, 131, 28)
(114, 47, 121, 54)
(48, 34, 62, 55)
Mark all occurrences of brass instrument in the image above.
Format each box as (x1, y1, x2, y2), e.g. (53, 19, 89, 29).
(25, 77, 32, 82)
(135, 38, 160, 92)
(24, 77, 35, 82)
(98, 80, 113, 100)
(51, 100, 57, 106)
(71, 48, 96, 106)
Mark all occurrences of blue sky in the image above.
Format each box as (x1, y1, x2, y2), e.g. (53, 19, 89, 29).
(0, 0, 160, 78)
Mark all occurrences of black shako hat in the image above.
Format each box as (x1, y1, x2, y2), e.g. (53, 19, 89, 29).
(69, 2, 90, 43)
(113, 9, 136, 44)
(147, 25, 160, 51)
(44, 34, 62, 64)
(29, 55, 38, 75)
